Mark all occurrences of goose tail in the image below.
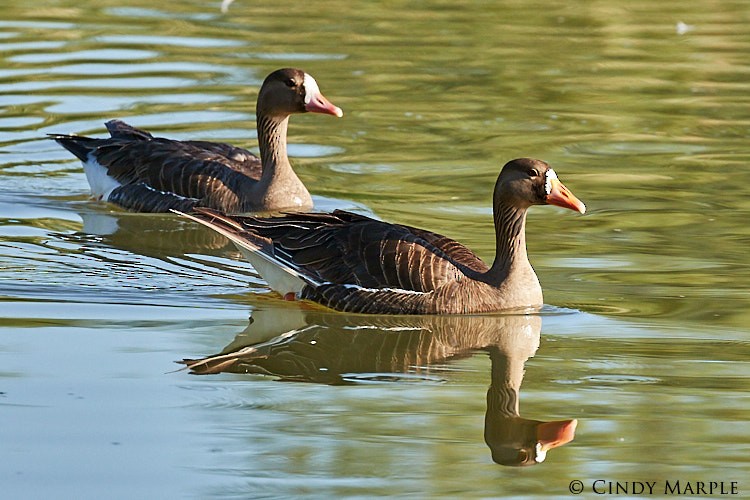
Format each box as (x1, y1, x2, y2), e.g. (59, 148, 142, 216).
(173, 208, 311, 296)
(48, 134, 97, 162)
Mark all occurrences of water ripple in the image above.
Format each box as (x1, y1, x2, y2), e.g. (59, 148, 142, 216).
(95, 34, 248, 48)
(0, 76, 198, 92)
(10, 48, 158, 64)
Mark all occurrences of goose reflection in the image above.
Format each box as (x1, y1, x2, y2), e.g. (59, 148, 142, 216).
(182, 310, 577, 466)
(483, 329, 577, 466)
(75, 209, 231, 255)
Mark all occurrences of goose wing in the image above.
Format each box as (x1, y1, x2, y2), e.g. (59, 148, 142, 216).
(104, 119, 261, 176)
(180, 140, 262, 178)
(104, 119, 155, 141)
(396, 224, 490, 274)
(184, 208, 485, 293)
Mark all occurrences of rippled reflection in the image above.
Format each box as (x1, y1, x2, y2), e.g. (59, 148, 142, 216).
(1, 0, 749, 494)
(182, 311, 577, 466)
(70, 210, 232, 257)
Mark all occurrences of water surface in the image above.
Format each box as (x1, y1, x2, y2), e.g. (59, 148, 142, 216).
(1, 0, 748, 497)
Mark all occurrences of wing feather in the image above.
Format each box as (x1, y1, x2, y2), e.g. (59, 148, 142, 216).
(185, 209, 485, 293)
(56, 121, 264, 213)
(397, 225, 490, 273)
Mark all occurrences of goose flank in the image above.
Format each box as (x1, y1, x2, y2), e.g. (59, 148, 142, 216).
(50, 68, 342, 213)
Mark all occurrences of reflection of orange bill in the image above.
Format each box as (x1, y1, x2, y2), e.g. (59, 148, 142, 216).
(536, 418, 578, 460)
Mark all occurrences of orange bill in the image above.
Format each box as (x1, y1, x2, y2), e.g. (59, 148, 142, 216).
(546, 176, 586, 214)
(305, 90, 343, 117)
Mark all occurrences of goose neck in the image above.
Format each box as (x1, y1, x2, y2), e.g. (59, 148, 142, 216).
(257, 113, 291, 181)
(486, 202, 529, 283)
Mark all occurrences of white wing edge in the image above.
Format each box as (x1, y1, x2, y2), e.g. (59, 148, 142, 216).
(172, 210, 318, 295)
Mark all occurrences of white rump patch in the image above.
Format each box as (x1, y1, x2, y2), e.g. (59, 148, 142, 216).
(83, 155, 121, 201)
(220, 0, 235, 13)
(302, 73, 321, 106)
(544, 168, 558, 195)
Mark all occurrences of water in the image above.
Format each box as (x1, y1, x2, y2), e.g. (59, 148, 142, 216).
(1, 0, 749, 497)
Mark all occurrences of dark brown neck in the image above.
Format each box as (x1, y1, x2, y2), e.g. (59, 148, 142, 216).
(486, 202, 529, 285)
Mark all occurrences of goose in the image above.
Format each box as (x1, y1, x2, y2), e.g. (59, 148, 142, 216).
(177, 158, 586, 314)
(50, 68, 343, 213)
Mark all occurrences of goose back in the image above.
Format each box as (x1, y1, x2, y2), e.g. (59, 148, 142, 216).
(182, 208, 512, 314)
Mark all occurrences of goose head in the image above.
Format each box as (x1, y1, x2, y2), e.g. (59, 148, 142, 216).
(257, 68, 343, 119)
(486, 417, 578, 466)
(493, 158, 586, 214)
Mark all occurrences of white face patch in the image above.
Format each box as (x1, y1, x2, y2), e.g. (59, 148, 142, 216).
(303, 73, 321, 105)
(544, 168, 558, 195)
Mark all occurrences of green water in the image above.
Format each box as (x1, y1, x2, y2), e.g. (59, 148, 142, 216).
(1, 0, 748, 497)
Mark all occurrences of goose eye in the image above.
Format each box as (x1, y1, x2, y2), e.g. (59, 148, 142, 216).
(284, 78, 296, 88)
(529, 168, 540, 177)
